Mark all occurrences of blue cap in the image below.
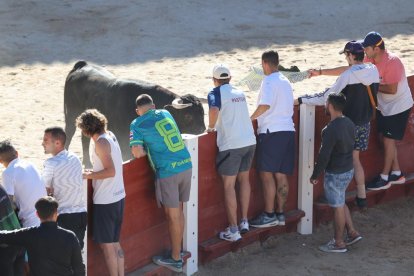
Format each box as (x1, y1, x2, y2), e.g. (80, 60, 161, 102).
(339, 40, 364, 54)
(362, 32, 383, 48)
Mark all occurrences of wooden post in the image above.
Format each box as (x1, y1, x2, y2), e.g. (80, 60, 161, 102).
(183, 134, 199, 275)
(297, 104, 315, 234)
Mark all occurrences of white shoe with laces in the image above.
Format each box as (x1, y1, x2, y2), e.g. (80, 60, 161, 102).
(239, 220, 249, 234)
(219, 227, 242, 242)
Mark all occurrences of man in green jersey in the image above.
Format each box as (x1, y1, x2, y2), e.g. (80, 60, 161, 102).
(129, 94, 192, 273)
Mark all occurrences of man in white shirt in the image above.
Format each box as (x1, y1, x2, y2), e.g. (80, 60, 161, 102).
(0, 140, 47, 228)
(250, 50, 295, 228)
(207, 64, 256, 242)
(42, 127, 87, 249)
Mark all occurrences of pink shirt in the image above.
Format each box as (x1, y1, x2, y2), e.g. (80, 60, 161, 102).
(365, 50, 413, 116)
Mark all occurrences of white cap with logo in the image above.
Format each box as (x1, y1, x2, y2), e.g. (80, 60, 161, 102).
(212, 64, 231, 79)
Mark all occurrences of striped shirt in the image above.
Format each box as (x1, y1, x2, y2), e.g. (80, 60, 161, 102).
(42, 150, 86, 214)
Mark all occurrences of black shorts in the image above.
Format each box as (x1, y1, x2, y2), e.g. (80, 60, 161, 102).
(256, 131, 295, 174)
(377, 108, 411, 140)
(57, 212, 88, 249)
(93, 198, 125, 243)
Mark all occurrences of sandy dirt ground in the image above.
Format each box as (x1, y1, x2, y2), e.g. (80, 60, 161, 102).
(1, 0, 414, 275)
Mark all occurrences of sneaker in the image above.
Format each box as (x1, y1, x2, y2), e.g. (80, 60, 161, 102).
(250, 212, 279, 228)
(366, 176, 391, 191)
(388, 172, 406, 185)
(275, 213, 286, 226)
(318, 239, 347, 253)
(355, 197, 367, 209)
(345, 234, 363, 246)
(239, 220, 249, 234)
(219, 228, 242, 242)
(152, 255, 183, 273)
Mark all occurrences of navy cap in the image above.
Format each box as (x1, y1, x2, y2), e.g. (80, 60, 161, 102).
(339, 40, 364, 54)
(362, 31, 383, 47)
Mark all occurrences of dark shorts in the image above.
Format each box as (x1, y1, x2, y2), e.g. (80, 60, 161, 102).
(354, 122, 370, 151)
(377, 108, 411, 140)
(256, 131, 295, 174)
(216, 145, 256, 176)
(58, 212, 88, 249)
(93, 198, 124, 243)
(155, 168, 192, 208)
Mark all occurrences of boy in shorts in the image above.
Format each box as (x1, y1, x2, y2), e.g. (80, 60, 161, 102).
(207, 64, 256, 241)
(130, 94, 192, 273)
(310, 94, 362, 253)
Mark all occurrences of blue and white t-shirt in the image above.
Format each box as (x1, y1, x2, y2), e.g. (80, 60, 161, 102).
(208, 84, 256, 151)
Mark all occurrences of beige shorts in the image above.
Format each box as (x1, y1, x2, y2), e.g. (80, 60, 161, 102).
(155, 168, 192, 208)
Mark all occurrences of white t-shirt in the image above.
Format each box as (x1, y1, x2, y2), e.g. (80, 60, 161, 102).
(42, 150, 87, 214)
(208, 84, 256, 151)
(257, 72, 295, 134)
(2, 158, 47, 227)
(91, 132, 126, 204)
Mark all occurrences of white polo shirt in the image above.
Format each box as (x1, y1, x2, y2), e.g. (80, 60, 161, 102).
(208, 84, 256, 151)
(2, 158, 47, 227)
(257, 72, 295, 134)
(42, 150, 87, 215)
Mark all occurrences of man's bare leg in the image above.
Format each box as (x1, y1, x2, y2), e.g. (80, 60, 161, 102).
(382, 137, 397, 175)
(344, 204, 358, 236)
(221, 175, 238, 226)
(275, 173, 289, 213)
(259, 171, 276, 213)
(164, 207, 183, 261)
(237, 171, 251, 220)
(100, 243, 123, 276)
(353, 150, 366, 199)
(333, 206, 346, 247)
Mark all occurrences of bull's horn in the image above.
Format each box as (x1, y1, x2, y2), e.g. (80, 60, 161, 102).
(171, 98, 193, 109)
(197, 97, 208, 104)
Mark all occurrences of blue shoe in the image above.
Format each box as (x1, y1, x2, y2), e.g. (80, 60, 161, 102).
(319, 239, 347, 253)
(250, 212, 279, 228)
(276, 213, 286, 226)
(388, 172, 405, 185)
(367, 176, 390, 191)
(153, 255, 183, 272)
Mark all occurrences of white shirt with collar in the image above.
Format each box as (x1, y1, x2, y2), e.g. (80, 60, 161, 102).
(257, 72, 295, 134)
(42, 150, 87, 214)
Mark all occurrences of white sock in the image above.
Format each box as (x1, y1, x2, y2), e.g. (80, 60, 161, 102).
(380, 174, 388, 181)
(391, 170, 401, 176)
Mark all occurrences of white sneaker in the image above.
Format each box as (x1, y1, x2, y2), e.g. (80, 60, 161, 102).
(239, 220, 249, 234)
(219, 228, 241, 242)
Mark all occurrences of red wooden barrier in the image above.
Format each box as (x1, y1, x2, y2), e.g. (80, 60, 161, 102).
(87, 76, 414, 275)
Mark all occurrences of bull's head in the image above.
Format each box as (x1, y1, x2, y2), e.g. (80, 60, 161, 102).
(165, 94, 206, 135)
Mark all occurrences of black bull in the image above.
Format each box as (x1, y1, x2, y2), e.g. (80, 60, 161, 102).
(64, 61, 206, 166)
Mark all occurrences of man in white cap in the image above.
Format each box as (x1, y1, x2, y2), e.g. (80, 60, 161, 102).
(207, 64, 256, 242)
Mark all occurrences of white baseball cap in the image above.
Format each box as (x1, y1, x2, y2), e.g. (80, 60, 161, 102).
(212, 64, 231, 79)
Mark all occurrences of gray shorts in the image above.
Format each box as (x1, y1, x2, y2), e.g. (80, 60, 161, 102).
(155, 168, 192, 208)
(216, 145, 256, 176)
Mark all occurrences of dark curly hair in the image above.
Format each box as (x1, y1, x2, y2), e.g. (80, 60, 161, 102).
(76, 109, 107, 136)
